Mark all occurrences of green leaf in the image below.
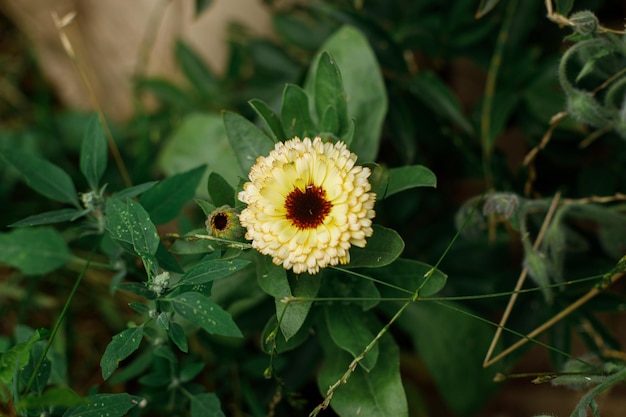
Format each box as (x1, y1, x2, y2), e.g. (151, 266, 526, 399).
(140, 165, 206, 224)
(555, 0, 574, 15)
(171, 292, 242, 338)
(100, 325, 144, 380)
(394, 302, 503, 415)
(179, 257, 250, 286)
(318, 327, 408, 417)
(325, 305, 378, 371)
(9, 208, 88, 227)
(176, 40, 219, 96)
(190, 392, 225, 417)
(280, 84, 318, 139)
(261, 315, 310, 354)
(0, 148, 79, 206)
(80, 115, 108, 190)
(110, 181, 158, 200)
(105, 198, 160, 256)
(475, 0, 501, 18)
(385, 165, 437, 198)
(62, 393, 142, 417)
(195, 199, 217, 217)
(223, 110, 275, 173)
(346, 225, 404, 269)
(305, 26, 387, 162)
(0, 227, 73, 275)
(257, 256, 320, 340)
(207, 172, 235, 207)
(0, 329, 46, 384)
(135, 78, 192, 109)
(314, 52, 349, 140)
(168, 322, 188, 353)
(19, 387, 88, 410)
(409, 71, 474, 135)
(249, 98, 286, 142)
(374, 258, 447, 298)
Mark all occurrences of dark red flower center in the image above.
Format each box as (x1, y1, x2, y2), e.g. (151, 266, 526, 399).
(285, 184, 332, 230)
(211, 212, 229, 231)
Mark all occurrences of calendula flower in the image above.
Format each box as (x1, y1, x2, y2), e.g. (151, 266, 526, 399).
(238, 137, 376, 274)
(206, 205, 244, 241)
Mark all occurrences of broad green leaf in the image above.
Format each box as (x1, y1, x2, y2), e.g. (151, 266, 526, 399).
(80, 115, 108, 190)
(19, 387, 88, 410)
(394, 302, 503, 415)
(207, 172, 235, 207)
(257, 256, 320, 340)
(20, 342, 51, 393)
(155, 241, 184, 273)
(318, 326, 407, 417)
(105, 198, 160, 256)
(305, 26, 387, 162)
(168, 322, 188, 353)
(140, 165, 206, 224)
(314, 52, 349, 140)
(0, 227, 73, 275)
(110, 181, 158, 200)
(62, 393, 142, 417)
(324, 270, 381, 311)
(100, 325, 144, 380)
(346, 225, 404, 269)
(176, 40, 219, 96)
(325, 305, 378, 371)
(179, 257, 250, 286)
(364, 163, 389, 199)
(0, 148, 79, 206)
(171, 292, 243, 338)
(249, 98, 286, 142)
(223, 110, 275, 173)
(385, 165, 437, 198)
(280, 84, 318, 139)
(0, 329, 46, 384)
(409, 71, 474, 135)
(475, 0, 501, 18)
(190, 392, 225, 417)
(9, 208, 88, 227)
(158, 113, 242, 190)
(195, 199, 217, 217)
(374, 258, 447, 298)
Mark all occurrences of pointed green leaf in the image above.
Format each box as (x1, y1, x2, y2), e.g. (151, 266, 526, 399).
(280, 84, 318, 139)
(0, 329, 46, 384)
(0, 227, 73, 275)
(223, 110, 275, 173)
(385, 165, 437, 198)
(171, 292, 242, 338)
(10, 208, 88, 227)
(325, 305, 378, 371)
(375, 258, 447, 298)
(168, 322, 188, 353)
(0, 148, 79, 206)
(346, 225, 404, 269)
(190, 392, 225, 417)
(100, 325, 144, 380)
(314, 52, 349, 140)
(62, 393, 142, 417)
(305, 26, 387, 162)
(110, 181, 158, 200)
(176, 40, 219, 96)
(80, 115, 108, 190)
(475, 0, 501, 18)
(179, 257, 250, 286)
(249, 98, 285, 142)
(207, 172, 235, 207)
(105, 198, 160, 256)
(140, 165, 206, 224)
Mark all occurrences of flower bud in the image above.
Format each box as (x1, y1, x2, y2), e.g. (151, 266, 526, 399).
(569, 10, 599, 36)
(206, 205, 244, 241)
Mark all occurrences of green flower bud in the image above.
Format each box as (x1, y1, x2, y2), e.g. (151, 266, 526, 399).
(206, 205, 244, 241)
(569, 10, 599, 36)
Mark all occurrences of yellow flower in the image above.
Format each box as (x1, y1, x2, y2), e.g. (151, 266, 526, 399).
(238, 137, 376, 274)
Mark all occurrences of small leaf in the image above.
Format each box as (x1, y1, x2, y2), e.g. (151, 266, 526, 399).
(105, 198, 160, 256)
(223, 111, 275, 173)
(179, 257, 250, 286)
(140, 165, 206, 224)
(100, 325, 144, 380)
(62, 393, 143, 417)
(555, 0, 574, 15)
(168, 322, 188, 353)
(0, 329, 45, 385)
(261, 315, 310, 354)
(190, 392, 225, 417)
(0, 148, 79, 206)
(80, 115, 108, 190)
(207, 172, 235, 207)
(176, 40, 219, 96)
(249, 98, 286, 142)
(171, 292, 242, 338)
(346, 225, 404, 269)
(325, 305, 378, 371)
(385, 165, 437, 198)
(280, 84, 318, 139)
(10, 208, 89, 227)
(0, 227, 73, 275)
